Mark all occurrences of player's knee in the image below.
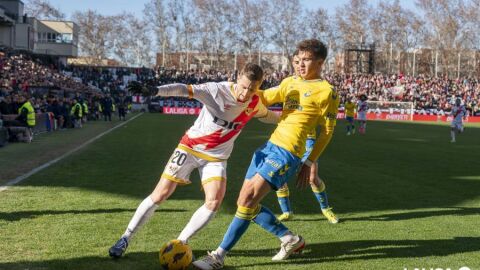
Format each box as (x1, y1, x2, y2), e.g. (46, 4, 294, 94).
(150, 186, 173, 204)
(237, 192, 255, 207)
(150, 191, 168, 204)
(309, 176, 319, 186)
(204, 197, 223, 211)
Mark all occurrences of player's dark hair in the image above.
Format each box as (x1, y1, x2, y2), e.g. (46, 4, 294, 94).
(240, 63, 264, 82)
(292, 49, 299, 57)
(296, 39, 328, 61)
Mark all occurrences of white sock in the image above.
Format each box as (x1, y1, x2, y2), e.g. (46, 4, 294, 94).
(280, 231, 298, 243)
(214, 247, 227, 259)
(451, 130, 455, 141)
(178, 204, 216, 243)
(122, 196, 158, 241)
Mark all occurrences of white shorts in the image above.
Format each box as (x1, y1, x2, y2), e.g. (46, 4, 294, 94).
(161, 146, 227, 185)
(357, 112, 367, 121)
(451, 121, 463, 130)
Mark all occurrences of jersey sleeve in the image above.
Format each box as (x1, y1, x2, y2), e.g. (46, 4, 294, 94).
(306, 88, 339, 162)
(191, 82, 223, 107)
(258, 78, 289, 106)
(254, 97, 280, 124)
(306, 128, 317, 139)
(156, 83, 191, 98)
(254, 96, 269, 118)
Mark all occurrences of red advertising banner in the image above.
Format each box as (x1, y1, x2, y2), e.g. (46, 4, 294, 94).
(161, 107, 480, 123)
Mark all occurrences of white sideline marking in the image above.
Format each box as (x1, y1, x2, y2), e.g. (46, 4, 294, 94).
(0, 113, 144, 192)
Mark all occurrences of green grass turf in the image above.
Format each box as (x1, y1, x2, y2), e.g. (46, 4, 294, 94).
(0, 113, 479, 270)
(0, 115, 139, 184)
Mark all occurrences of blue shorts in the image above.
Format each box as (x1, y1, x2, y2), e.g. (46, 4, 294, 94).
(245, 141, 302, 190)
(346, 116, 354, 124)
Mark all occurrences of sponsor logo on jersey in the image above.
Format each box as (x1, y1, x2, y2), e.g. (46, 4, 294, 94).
(279, 164, 290, 176)
(284, 96, 301, 111)
(304, 91, 312, 97)
(213, 116, 244, 130)
(168, 164, 179, 174)
(266, 158, 281, 169)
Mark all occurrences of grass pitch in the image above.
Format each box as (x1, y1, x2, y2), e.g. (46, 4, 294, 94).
(0, 114, 479, 270)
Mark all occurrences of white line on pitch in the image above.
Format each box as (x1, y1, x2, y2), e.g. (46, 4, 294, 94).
(0, 113, 144, 192)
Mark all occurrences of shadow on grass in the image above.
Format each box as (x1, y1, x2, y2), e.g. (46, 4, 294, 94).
(340, 207, 480, 222)
(0, 208, 186, 222)
(229, 237, 480, 268)
(1, 237, 478, 270)
(17, 115, 480, 214)
(0, 251, 238, 270)
(291, 207, 480, 223)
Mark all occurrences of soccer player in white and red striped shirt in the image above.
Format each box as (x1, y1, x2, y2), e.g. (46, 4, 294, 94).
(450, 98, 467, 143)
(109, 63, 279, 258)
(356, 94, 368, 134)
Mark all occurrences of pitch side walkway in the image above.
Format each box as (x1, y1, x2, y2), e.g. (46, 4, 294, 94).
(0, 113, 143, 188)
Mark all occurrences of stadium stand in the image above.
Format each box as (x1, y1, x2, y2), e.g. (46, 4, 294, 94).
(1, 44, 479, 146)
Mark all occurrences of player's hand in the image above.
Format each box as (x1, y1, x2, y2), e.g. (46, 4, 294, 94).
(296, 164, 311, 189)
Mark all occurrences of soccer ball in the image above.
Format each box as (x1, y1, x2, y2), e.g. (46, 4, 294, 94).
(159, 239, 193, 270)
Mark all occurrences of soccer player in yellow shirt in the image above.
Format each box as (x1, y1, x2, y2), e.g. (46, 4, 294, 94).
(344, 96, 356, 135)
(275, 51, 339, 224)
(193, 39, 338, 270)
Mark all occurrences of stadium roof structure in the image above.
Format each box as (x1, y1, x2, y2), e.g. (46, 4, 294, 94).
(344, 42, 376, 74)
(0, 5, 15, 25)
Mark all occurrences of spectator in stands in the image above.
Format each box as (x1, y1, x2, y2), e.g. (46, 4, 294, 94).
(116, 91, 128, 121)
(47, 99, 66, 130)
(3, 94, 36, 142)
(81, 99, 89, 123)
(101, 94, 114, 121)
(92, 99, 101, 120)
(70, 98, 83, 128)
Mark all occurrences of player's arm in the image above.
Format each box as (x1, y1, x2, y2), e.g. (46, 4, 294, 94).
(156, 83, 193, 98)
(308, 89, 338, 163)
(305, 124, 334, 164)
(297, 90, 338, 188)
(254, 94, 281, 124)
(257, 77, 290, 106)
(255, 105, 280, 124)
(156, 82, 221, 108)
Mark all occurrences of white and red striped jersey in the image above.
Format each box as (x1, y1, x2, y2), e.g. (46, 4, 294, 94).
(451, 105, 467, 122)
(176, 82, 268, 160)
(357, 100, 368, 113)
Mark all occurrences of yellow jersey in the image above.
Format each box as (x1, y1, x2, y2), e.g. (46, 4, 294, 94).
(259, 76, 338, 162)
(307, 129, 317, 139)
(345, 101, 355, 117)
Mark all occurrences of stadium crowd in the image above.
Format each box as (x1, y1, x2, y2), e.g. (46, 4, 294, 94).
(149, 69, 480, 115)
(0, 51, 132, 145)
(1, 48, 479, 146)
(326, 73, 480, 116)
